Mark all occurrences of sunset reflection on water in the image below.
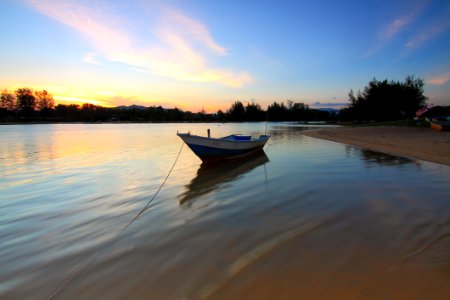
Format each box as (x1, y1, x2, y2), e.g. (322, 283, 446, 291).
(1, 123, 449, 299)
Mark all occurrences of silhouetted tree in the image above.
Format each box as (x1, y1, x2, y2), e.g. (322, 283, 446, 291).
(267, 101, 288, 121)
(166, 108, 183, 121)
(35, 90, 55, 120)
(227, 101, 245, 121)
(35, 90, 55, 110)
(340, 75, 427, 121)
(216, 109, 226, 122)
(1, 85, 338, 123)
(150, 106, 166, 122)
(55, 104, 80, 121)
(80, 103, 98, 121)
(245, 102, 265, 121)
(15, 88, 36, 118)
(287, 100, 309, 120)
(1, 89, 16, 110)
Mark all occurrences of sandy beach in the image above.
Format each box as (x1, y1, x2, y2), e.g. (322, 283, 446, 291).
(304, 126, 450, 166)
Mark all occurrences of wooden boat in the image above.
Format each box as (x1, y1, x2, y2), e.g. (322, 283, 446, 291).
(177, 131, 270, 162)
(430, 121, 450, 131)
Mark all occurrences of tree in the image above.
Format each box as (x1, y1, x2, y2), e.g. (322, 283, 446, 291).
(227, 101, 245, 121)
(245, 102, 264, 121)
(15, 88, 36, 117)
(35, 90, 55, 110)
(35, 90, 55, 120)
(55, 104, 80, 121)
(1, 89, 16, 110)
(288, 101, 309, 120)
(80, 103, 98, 121)
(402, 75, 427, 116)
(216, 109, 226, 122)
(267, 101, 287, 121)
(340, 75, 427, 121)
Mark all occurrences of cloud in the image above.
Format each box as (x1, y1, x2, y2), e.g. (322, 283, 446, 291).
(405, 18, 450, 48)
(84, 52, 101, 65)
(96, 91, 116, 96)
(426, 72, 450, 85)
(381, 0, 430, 39)
(26, 0, 251, 87)
(365, 1, 427, 56)
(161, 8, 227, 56)
(381, 15, 415, 40)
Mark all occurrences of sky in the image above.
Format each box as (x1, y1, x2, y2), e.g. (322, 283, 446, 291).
(1, 0, 449, 112)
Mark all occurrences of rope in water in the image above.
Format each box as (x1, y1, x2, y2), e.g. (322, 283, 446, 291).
(46, 142, 184, 299)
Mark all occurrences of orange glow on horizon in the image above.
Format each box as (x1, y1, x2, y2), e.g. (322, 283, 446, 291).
(53, 95, 229, 113)
(170, 101, 233, 113)
(3, 80, 252, 113)
(54, 96, 113, 107)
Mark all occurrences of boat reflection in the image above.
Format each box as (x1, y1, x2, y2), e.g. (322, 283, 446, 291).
(179, 151, 270, 205)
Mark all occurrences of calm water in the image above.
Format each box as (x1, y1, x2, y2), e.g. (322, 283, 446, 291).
(1, 123, 449, 299)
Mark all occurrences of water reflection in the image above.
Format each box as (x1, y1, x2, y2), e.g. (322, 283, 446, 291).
(345, 146, 420, 167)
(179, 151, 270, 205)
(1, 123, 450, 299)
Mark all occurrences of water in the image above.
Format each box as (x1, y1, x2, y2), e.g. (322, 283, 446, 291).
(1, 123, 449, 299)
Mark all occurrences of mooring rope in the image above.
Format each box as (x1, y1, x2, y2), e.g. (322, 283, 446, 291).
(264, 141, 273, 152)
(46, 142, 184, 299)
(122, 142, 184, 231)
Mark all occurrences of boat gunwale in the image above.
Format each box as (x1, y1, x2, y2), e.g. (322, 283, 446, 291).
(177, 132, 270, 143)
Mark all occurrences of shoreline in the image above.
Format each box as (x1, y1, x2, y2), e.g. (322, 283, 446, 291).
(303, 126, 450, 166)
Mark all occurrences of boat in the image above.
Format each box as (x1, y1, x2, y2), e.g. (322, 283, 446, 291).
(177, 130, 270, 162)
(430, 120, 450, 131)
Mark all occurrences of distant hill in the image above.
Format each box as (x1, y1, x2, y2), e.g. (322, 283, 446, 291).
(116, 105, 148, 110)
(317, 108, 340, 113)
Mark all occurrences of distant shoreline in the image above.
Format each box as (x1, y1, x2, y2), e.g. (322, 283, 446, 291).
(0, 120, 333, 125)
(303, 126, 450, 166)
(0, 121, 221, 125)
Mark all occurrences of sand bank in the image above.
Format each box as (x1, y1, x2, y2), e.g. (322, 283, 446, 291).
(303, 126, 450, 165)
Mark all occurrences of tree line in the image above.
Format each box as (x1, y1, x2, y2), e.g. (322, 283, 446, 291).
(224, 100, 333, 122)
(1, 88, 55, 119)
(339, 75, 427, 121)
(0, 88, 336, 122)
(1, 76, 428, 123)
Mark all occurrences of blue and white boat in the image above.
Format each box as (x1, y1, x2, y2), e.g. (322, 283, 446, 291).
(177, 131, 270, 162)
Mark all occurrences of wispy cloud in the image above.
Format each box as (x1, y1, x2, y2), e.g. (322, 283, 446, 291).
(427, 72, 450, 85)
(365, 1, 427, 57)
(406, 17, 450, 48)
(160, 8, 227, 56)
(381, 15, 415, 40)
(26, 0, 251, 87)
(84, 52, 101, 65)
(96, 91, 116, 96)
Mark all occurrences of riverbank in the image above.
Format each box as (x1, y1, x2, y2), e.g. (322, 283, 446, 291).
(304, 126, 450, 165)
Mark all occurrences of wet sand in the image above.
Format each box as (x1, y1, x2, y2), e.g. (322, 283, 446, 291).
(304, 126, 450, 165)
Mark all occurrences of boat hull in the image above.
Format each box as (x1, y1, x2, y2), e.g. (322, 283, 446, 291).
(177, 133, 269, 161)
(430, 121, 450, 131)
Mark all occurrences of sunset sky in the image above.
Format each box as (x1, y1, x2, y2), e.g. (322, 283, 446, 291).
(1, 0, 449, 112)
